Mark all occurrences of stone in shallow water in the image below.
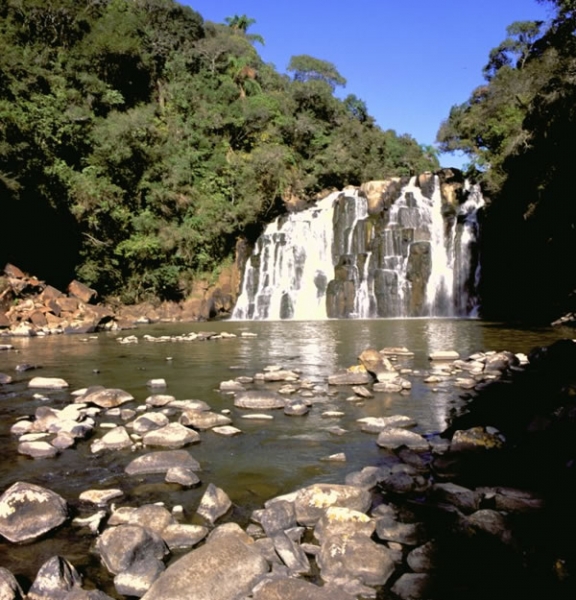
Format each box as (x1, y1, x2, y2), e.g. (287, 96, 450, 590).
(28, 377, 69, 389)
(179, 410, 231, 430)
(79, 488, 124, 507)
(142, 423, 200, 448)
(125, 450, 201, 476)
(234, 390, 286, 410)
(165, 466, 200, 487)
(0, 481, 68, 543)
(211, 425, 242, 436)
(27, 556, 82, 599)
(196, 483, 232, 525)
(81, 387, 134, 409)
(18, 440, 59, 458)
(376, 428, 429, 452)
(0, 566, 24, 599)
(294, 484, 371, 527)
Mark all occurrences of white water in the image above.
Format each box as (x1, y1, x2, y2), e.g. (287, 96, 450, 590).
(233, 177, 485, 320)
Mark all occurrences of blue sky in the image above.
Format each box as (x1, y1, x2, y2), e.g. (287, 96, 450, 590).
(182, 0, 553, 169)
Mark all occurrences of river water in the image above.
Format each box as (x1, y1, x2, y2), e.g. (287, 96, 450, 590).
(0, 317, 570, 593)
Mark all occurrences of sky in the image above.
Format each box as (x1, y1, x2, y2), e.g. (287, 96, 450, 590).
(181, 0, 554, 170)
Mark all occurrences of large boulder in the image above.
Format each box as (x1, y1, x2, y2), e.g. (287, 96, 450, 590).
(0, 482, 67, 543)
(125, 450, 201, 476)
(234, 390, 285, 410)
(140, 531, 268, 600)
(293, 484, 371, 526)
(26, 556, 82, 600)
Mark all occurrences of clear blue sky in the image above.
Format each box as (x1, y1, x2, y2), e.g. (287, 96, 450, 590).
(181, 0, 553, 170)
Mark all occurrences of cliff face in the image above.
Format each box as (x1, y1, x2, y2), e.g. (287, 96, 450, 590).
(233, 169, 485, 320)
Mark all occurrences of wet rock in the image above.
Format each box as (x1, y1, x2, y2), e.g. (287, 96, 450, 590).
(131, 413, 170, 433)
(96, 524, 168, 575)
(284, 401, 310, 416)
(0, 373, 12, 384)
(0, 566, 24, 599)
(81, 387, 134, 409)
(219, 380, 246, 392)
(328, 370, 372, 385)
(0, 482, 67, 543)
(358, 415, 417, 433)
(165, 466, 200, 487)
(196, 483, 232, 525)
(126, 504, 175, 535)
(179, 411, 231, 430)
(142, 423, 200, 448)
(358, 348, 397, 382)
(28, 377, 69, 389)
(26, 556, 82, 600)
(351, 385, 373, 398)
(429, 350, 460, 361)
(376, 428, 430, 452)
(294, 484, 371, 526)
(212, 425, 242, 436)
(17, 440, 59, 458)
(125, 450, 201, 476)
(234, 390, 286, 410)
(78, 489, 123, 507)
(90, 426, 132, 453)
(140, 531, 268, 600)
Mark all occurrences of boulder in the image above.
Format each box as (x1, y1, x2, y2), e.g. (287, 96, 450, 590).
(96, 524, 168, 575)
(26, 556, 82, 600)
(140, 532, 268, 600)
(294, 484, 371, 526)
(142, 423, 200, 448)
(0, 482, 67, 543)
(91, 426, 132, 453)
(81, 387, 134, 409)
(28, 377, 69, 390)
(252, 578, 355, 600)
(376, 428, 430, 452)
(196, 483, 232, 525)
(125, 450, 201, 476)
(0, 567, 24, 600)
(68, 280, 97, 303)
(358, 348, 396, 382)
(179, 411, 232, 430)
(234, 390, 285, 410)
(113, 556, 165, 598)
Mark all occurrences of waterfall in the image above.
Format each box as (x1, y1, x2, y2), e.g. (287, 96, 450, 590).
(232, 175, 484, 320)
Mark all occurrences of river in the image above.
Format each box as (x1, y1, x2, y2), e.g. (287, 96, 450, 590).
(0, 317, 569, 594)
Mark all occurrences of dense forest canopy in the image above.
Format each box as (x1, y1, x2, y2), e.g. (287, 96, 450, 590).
(0, 0, 438, 303)
(437, 0, 576, 321)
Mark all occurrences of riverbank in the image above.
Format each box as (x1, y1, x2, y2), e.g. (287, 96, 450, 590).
(0, 263, 239, 338)
(0, 332, 574, 599)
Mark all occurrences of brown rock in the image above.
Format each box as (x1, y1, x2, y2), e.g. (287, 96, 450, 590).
(3, 264, 25, 278)
(39, 285, 64, 302)
(68, 280, 97, 303)
(56, 297, 79, 313)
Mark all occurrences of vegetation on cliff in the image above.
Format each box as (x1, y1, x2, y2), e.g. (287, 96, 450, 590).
(0, 0, 438, 304)
(437, 0, 576, 322)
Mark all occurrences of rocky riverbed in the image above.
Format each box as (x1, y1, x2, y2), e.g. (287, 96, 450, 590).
(0, 333, 574, 599)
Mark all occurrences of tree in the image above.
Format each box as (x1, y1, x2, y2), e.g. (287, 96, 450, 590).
(224, 14, 264, 46)
(287, 54, 346, 90)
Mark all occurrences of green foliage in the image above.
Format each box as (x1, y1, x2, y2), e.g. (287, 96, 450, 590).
(287, 54, 347, 90)
(0, 0, 438, 304)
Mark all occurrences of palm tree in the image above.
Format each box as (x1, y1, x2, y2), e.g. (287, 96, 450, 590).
(224, 14, 264, 46)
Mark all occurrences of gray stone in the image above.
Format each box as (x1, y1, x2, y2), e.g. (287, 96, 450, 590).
(165, 466, 200, 487)
(407, 541, 439, 572)
(252, 578, 356, 600)
(142, 423, 200, 448)
(17, 440, 59, 458)
(28, 377, 69, 389)
(0, 482, 67, 543)
(125, 450, 201, 476)
(26, 556, 82, 600)
(0, 567, 24, 600)
(375, 516, 424, 546)
(294, 484, 371, 526)
(113, 556, 165, 598)
(271, 531, 310, 574)
(327, 371, 372, 385)
(357, 415, 416, 433)
(314, 506, 375, 543)
(140, 533, 268, 600)
(431, 482, 480, 514)
(179, 411, 231, 430)
(317, 532, 396, 587)
(258, 500, 297, 536)
(234, 390, 286, 410)
(91, 426, 132, 453)
(376, 428, 429, 452)
(81, 387, 134, 409)
(79, 489, 123, 507)
(127, 504, 175, 535)
(196, 483, 232, 525)
(131, 413, 170, 434)
(161, 524, 209, 550)
(96, 524, 168, 575)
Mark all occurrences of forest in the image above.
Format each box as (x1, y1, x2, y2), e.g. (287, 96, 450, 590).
(437, 0, 576, 321)
(0, 0, 438, 304)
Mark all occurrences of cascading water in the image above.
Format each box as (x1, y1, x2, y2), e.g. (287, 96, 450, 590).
(232, 174, 484, 320)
